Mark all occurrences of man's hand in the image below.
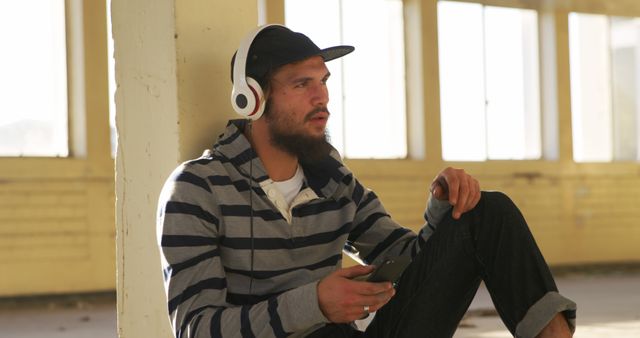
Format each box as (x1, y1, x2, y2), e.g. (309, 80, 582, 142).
(317, 265, 395, 323)
(430, 167, 481, 220)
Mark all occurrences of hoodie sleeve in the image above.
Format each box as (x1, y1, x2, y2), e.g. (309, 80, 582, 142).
(345, 178, 452, 267)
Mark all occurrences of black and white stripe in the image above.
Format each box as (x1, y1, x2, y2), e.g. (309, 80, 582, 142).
(157, 120, 439, 337)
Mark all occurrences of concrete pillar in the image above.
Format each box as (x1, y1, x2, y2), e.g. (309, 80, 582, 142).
(111, 0, 258, 336)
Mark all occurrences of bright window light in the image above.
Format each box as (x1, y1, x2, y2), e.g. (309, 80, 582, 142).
(285, 0, 407, 159)
(569, 13, 640, 162)
(569, 13, 612, 162)
(107, 0, 117, 158)
(438, 1, 541, 161)
(611, 17, 640, 161)
(0, 0, 69, 157)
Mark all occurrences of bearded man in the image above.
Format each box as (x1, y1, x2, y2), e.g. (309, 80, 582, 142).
(157, 25, 576, 338)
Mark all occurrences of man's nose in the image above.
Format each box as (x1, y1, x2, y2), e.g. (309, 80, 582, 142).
(310, 82, 329, 107)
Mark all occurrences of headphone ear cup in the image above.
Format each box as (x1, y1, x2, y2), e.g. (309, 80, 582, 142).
(230, 77, 265, 120)
(245, 77, 265, 120)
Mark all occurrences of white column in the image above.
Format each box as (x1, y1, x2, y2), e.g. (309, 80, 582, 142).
(112, 0, 258, 336)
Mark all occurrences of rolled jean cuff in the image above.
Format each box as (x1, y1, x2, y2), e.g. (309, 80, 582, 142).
(515, 291, 577, 338)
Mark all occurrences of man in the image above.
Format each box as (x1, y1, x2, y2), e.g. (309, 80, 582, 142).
(157, 25, 576, 337)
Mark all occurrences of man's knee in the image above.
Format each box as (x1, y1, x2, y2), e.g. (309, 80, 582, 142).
(477, 191, 533, 240)
(480, 191, 518, 214)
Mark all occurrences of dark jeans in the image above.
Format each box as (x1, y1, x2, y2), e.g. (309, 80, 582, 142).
(308, 191, 576, 338)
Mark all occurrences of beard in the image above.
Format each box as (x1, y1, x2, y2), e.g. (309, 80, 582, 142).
(264, 102, 333, 164)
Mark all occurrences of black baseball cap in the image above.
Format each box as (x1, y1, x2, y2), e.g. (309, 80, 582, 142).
(231, 25, 354, 87)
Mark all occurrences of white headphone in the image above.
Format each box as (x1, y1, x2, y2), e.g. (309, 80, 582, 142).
(231, 24, 286, 120)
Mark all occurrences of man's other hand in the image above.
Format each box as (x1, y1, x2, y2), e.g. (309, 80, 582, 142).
(430, 167, 481, 220)
(317, 265, 395, 323)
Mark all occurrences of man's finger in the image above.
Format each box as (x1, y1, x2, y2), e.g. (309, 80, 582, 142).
(430, 183, 441, 199)
(355, 288, 395, 305)
(356, 289, 395, 312)
(466, 179, 480, 211)
(444, 173, 459, 206)
(456, 176, 470, 215)
(338, 265, 375, 279)
(355, 281, 393, 296)
(431, 176, 448, 200)
(470, 186, 482, 211)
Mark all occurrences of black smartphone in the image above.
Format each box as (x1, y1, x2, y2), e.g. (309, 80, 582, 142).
(366, 255, 411, 284)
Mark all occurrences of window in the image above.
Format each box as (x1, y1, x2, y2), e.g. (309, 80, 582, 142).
(569, 13, 640, 162)
(438, 1, 541, 161)
(285, 0, 407, 159)
(0, 0, 69, 157)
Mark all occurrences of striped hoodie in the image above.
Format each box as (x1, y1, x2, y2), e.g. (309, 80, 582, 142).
(157, 120, 451, 337)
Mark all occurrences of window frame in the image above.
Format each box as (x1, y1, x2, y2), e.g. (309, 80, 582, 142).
(437, 1, 544, 162)
(0, 0, 112, 179)
(283, 0, 409, 160)
(264, 0, 640, 178)
(568, 12, 640, 163)
(0, 0, 70, 158)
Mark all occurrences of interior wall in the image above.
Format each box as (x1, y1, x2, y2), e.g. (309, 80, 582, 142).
(346, 160, 640, 266)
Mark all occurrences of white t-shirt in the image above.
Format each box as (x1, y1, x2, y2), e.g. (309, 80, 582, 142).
(273, 165, 305, 207)
(259, 165, 319, 224)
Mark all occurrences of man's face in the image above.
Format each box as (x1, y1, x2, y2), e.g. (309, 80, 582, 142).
(263, 56, 333, 162)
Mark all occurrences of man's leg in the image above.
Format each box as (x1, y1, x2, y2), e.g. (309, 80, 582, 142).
(363, 194, 483, 338)
(469, 192, 576, 338)
(537, 313, 572, 338)
(364, 191, 576, 338)
(305, 324, 362, 338)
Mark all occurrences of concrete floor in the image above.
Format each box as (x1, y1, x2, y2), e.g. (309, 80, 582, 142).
(456, 271, 640, 337)
(0, 270, 638, 338)
(0, 293, 116, 338)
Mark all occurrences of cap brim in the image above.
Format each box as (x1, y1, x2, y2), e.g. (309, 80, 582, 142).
(319, 45, 355, 62)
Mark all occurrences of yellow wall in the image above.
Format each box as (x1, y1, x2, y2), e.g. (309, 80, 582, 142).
(0, 0, 114, 297)
(348, 161, 640, 266)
